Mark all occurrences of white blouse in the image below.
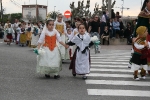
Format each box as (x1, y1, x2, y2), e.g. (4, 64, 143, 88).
(38, 29, 61, 44)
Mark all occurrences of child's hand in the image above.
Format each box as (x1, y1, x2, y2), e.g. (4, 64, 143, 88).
(145, 42, 148, 47)
(65, 45, 69, 49)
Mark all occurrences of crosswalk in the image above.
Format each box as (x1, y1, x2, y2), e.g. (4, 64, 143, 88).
(86, 50, 150, 98)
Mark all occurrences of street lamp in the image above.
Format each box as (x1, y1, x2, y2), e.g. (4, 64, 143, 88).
(54, 6, 56, 12)
(115, 0, 130, 16)
(54, 6, 56, 19)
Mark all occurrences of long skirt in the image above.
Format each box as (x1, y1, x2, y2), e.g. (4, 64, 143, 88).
(37, 46, 62, 75)
(69, 48, 91, 75)
(31, 34, 39, 47)
(20, 33, 27, 44)
(4, 32, 7, 42)
(58, 34, 69, 60)
(7, 34, 12, 40)
(26, 32, 32, 41)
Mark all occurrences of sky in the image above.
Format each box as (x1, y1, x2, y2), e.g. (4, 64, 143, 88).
(2, 0, 143, 16)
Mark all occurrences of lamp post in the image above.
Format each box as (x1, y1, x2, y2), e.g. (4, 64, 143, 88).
(36, 0, 37, 22)
(116, 0, 129, 16)
(54, 6, 56, 19)
(108, 0, 112, 18)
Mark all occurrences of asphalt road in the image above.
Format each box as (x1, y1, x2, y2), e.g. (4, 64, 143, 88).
(0, 40, 150, 100)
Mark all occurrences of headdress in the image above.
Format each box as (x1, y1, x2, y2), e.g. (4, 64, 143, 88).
(136, 26, 147, 36)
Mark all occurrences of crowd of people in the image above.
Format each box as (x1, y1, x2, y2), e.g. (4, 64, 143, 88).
(0, 19, 43, 47)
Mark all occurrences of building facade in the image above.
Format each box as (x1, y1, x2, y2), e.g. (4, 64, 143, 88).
(22, 5, 47, 21)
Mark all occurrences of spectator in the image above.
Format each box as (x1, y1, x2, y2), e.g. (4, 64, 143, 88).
(119, 19, 124, 38)
(112, 18, 120, 38)
(88, 17, 93, 30)
(131, 19, 137, 33)
(100, 11, 107, 36)
(88, 15, 100, 53)
(111, 9, 116, 19)
(82, 18, 88, 31)
(124, 22, 132, 44)
(116, 12, 121, 21)
(88, 15, 100, 35)
(107, 18, 113, 38)
(101, 26, 109, 45)
(71, 18, 77, 29)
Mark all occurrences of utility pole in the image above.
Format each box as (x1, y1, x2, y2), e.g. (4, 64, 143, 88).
(47, 0, 48, 13)
(0, 0, 3, 22)
(108, 0, 112, 18)
(36, 0, 37, 22)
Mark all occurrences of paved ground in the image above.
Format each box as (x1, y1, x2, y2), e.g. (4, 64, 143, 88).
(0, 40, 150, 100)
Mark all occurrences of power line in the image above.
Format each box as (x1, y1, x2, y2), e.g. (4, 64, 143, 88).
(10, 0, 21, 8)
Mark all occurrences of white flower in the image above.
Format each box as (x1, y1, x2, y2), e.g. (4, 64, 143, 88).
(38, 48, 46, 55)
(91, 36, 98, 42)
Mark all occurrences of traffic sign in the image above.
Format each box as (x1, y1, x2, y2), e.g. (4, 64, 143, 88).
(64, 10, 71, 18)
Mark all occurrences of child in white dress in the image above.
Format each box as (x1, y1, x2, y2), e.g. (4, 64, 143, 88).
(35, 19, 68, 79)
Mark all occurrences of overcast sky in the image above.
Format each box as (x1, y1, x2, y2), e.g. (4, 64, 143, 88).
(2, 0, 143, 16)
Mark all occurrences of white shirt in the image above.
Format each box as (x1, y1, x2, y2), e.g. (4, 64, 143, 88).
(7, 28, 14, 34)
(101, 15, 106, 23)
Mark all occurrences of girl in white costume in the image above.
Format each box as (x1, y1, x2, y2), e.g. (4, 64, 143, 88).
(67, 24, 92, 80)
(66, 28, 74, 60)
(54, 14, 69, 60)
(71, 21, 81, 53)
(31, 23, 40, 48)
(16, 24, 22, 44)
(4, 21, 11, 42)
(35, 19, 68, 79)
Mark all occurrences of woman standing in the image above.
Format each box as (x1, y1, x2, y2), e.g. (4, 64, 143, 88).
(35, 19, 68, 79)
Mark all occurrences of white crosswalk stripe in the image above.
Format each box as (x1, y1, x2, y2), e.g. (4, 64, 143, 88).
(86, 50, 150, 98)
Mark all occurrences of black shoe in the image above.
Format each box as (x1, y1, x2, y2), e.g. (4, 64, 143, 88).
(54, 75, 60, 79)
(73, 74, 76, 77)
(82, 76, 87, 80)
(45, 74, 50, 78)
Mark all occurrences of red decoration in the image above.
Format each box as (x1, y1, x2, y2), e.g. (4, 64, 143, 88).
(64, 10, 71, 18)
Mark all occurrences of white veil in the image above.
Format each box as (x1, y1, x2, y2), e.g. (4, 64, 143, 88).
(54, 13, 64, 24)
(41, 18, 55, 35)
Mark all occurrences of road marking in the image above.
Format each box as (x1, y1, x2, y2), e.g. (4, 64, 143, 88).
(91, 56, 130, 59)
(91, 61, 128, 65)
(91, 55, 130, 57)
(86, 73, 133, 78)
(86, 80, 150, 86)
(91, 59, 129, 62)
(87, 89, 150, 97)
(90, 68, 131, 72)
(91, 65, 127, 68)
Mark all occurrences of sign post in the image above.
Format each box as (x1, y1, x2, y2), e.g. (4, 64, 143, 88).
(64, 10, 71, 20)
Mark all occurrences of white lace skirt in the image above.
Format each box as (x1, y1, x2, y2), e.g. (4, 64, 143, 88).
(58, 34, 69, 60)
(31, 34, 39, 46)
(36, 46, 62, 75)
